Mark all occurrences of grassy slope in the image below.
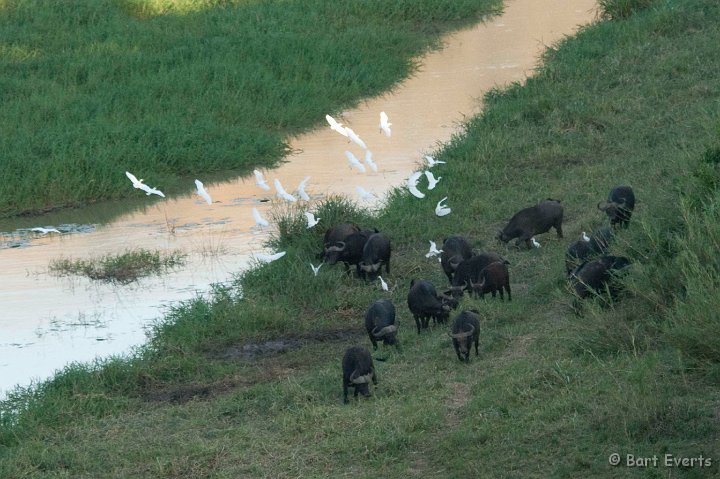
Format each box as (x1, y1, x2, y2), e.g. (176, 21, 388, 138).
(0, 0, 501, 217)
(3, 0, 720, 477)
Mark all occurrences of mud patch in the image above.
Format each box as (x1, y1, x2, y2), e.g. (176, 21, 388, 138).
(208, 328, 363, 361)
(144, 379, 242, 404)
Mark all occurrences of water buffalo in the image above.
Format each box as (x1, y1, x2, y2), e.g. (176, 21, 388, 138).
(448, 252, 507, 297)
(358, 232, 391, 280)
(469, 261, 511, 301)
(342, 346, 378, 403)
(569, 255, 631, 300)
(440, 235, 474, 283)
(324, 229, 375, 275)
(598, 186, 635, 228)
(407, 279, 457, 333)
(321, 223, 360, 260)
(497, 199, 564, 248)
(365, 299, 399, 350)
(449, 310, 480, 362)
(565, 226, 614, 274)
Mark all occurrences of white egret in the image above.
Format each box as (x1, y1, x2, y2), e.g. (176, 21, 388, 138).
(304, 211, 321, 229)
(378, 276, 389, 292)
(531, 238, 541, 248)
(435, 197, 451, 217)
(425, 240, 442, 258)
(125, 171, 165, 197)
(344, 127, 368, 150)
(253, 169, 271, 191)
(310, 262, 323, 276)
(254, 251, 286, 263)
(195, 179, 212, 205)
(274, 179, 297, 203)
(31, 227, 61, 235)
(345, 151, 366, 173)
(326, 114, 349, 137)
(356, 186, 377, 201)
(379, 111, 392, 137)
(252, 208, 270, 227)
(581, 231, 591, 242)
(297, 176, 311, 201)
(407, 171, 425, 199)
(364, 150, 378, 173)
(424, 170, 441, 190)
(424, 155, 446, 167)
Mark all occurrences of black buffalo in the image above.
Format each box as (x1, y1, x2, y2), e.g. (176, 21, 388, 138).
(598, 186, 635, 228)
(497, 199, 564, 248)
(440, 235, 474, 283)
(407, 279, 457, 333)
(342, 346, 378, 403)
(365, 299, 399, 350)
(449, 310, 480, 362)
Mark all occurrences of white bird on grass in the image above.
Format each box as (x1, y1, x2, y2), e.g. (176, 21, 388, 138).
(274, 179, 297, 203)
(252, 208, 270, 227)
(364, 150, 378, 173)
(310, 262, 323, 276)
(424, 171, 441, 190)
(253, 169, 271, 191)
(344, 127, 368, 150)
(356, 186, 377, 201)
(345, 151, 366, 173)
(195, 179, 212, 205)
(297, 176, 311, 201)
(304, 212, 321, 229)
(326, 114, 349, 137)
(531, 238, 541, 248)
(424, 155, 446, 168)
(125, 171, 165, 197)
(379, 111, 392, 137)
(425, 240, 442, 258)
(254, 251, 286, 263)
(407, 172, 425, 199)
(378, 276, 389, 292)
(581, 231, 591, 242)
(31, 227, 61, 235)
(435, 197, 451, 217)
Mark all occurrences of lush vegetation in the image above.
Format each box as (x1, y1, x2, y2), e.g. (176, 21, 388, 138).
(2, 0, 720, 477)
(49, 248, 186, 283)
(0, 0, 501, 217)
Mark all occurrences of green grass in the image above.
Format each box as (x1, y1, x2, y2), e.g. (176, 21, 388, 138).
(48, 248, 186, 283)
(0, 0, 501, 217)
(2, 0, 720, 477)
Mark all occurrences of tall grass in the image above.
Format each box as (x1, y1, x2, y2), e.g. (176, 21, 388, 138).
(0, 0, 501, 217)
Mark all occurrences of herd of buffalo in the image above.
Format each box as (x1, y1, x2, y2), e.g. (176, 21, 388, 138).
(331, 185, 636, 403)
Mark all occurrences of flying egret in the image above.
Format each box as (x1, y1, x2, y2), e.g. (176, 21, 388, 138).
(379, 111, 392, 137)
(425, 240, 442, 258)
(297, 176, 311, 201)
(254, 251, 286, 263)
(581, 231, 591, 242)
(326, 114, 349, 137)
(125, 171, 165, 197)
(378, 276, 389, 292)
(304, 211, 321, 229)
(195, 179, 212, 205)
(274, 179, 297, 203)
(531, 238, 541, 248)
(345, 151, 366, 173)
(356, 186, 377, 201)
(253, 169, 271, 191)
(424, 171, 441, 190)
(31, 227, 61, 235)
(344, 127, 368, 150)
(364, 150, 378, 173)
(310, 262, 323, 276)
(407, 172, 425, 199)
(252, 208, 270, 227)
(435, 197, 451, 217)
(424, 155, 446, 167)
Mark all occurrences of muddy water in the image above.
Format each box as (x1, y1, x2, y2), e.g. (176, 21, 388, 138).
(0, 0, 597, 396)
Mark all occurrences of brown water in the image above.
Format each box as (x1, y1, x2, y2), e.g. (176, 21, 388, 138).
(0, 0, 597, 396)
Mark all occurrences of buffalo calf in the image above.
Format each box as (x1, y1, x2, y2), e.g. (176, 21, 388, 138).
(342, 346, 378, 403)
(449, 310, 480, 362)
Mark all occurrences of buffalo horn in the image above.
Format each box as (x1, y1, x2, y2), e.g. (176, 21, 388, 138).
(449, 324, 475, 339)
(372, 325, 397, 337)
(350, 371, 373, 384)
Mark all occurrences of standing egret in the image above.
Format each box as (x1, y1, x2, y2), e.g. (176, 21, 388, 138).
(252, 208, 270, 227)
(253, 170, 271, 191)
(274, 179, 297, 203)
(345, 151, 366, 173)
(531, 238, 541, 248)
(435, 197, 451, 217)
(379, 111, 392, 137)
(581, 231, 591, 242)
(407, 172, 425, 199)
(424, 171, 441, 190)
(195, 179, 212, 205)
(378, 276, 389, 292)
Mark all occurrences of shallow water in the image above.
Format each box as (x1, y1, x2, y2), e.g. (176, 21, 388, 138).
(0, 0, 597, 397)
